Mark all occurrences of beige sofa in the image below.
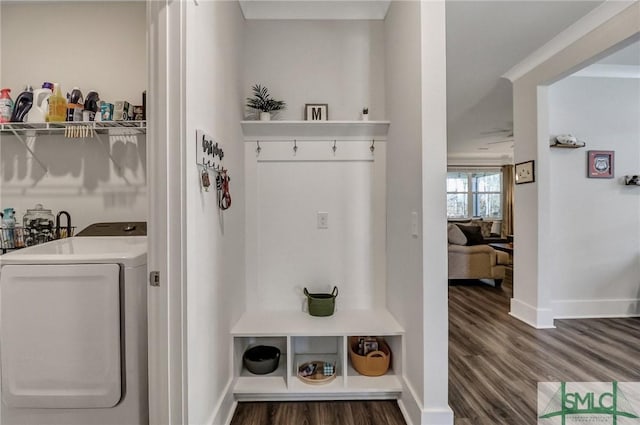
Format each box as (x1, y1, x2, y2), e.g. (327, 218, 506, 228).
(447, 223, 510, 285)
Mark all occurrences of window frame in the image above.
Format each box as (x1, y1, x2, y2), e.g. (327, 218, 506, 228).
(447, 168, 503, 220)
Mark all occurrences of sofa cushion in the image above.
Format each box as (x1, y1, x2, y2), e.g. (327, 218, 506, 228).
(470, 219, 494, 238)
(447, 224, 467, 245)
(456, 224, 485, 246)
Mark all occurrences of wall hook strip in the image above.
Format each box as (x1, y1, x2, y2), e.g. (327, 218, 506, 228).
(370, 139, 375, 153)
(201, 159, 224, 173)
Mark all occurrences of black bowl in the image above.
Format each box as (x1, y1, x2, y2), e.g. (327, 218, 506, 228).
(243, 345, 281, 375)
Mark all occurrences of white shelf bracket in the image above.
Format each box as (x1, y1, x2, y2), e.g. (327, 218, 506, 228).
(8, 127, 48, 174)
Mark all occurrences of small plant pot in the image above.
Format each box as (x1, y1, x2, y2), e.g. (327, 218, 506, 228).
(260, 112, 271, 121)
(304, 286, 338, 317)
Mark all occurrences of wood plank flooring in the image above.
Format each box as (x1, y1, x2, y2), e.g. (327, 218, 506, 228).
(230, 400, 406, 425)
(449, 280, 640, 424)
(231, 280, 640, 425)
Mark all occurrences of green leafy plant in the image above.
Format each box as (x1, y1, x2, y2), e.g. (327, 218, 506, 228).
(246, 84, 286, 113)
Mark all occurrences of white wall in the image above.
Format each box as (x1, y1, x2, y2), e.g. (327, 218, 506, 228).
(247, 147, 386, 312)
(185, 1, 245, 424)
(548, 76, 640, 317)
(385, 2, 424, 417)
(511, 2, 640, 327)
(0, 1, 147, 232)
(386, 2, 451, 424)
(243, 20, 385, 121)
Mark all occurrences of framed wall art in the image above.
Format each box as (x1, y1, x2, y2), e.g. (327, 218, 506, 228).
(587, 150, 614, 178)
(515, 160, 535, 185)
(305, 104, 328, 121)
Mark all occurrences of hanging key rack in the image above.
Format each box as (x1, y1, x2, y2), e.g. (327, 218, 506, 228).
(196, 129, 231, 210)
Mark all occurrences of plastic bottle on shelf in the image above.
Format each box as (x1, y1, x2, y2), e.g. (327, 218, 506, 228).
(83, 90, 100, 121)
(10, 86, 33, 122)
(47, 83, 67, 122)
(66, 87, 84, 121)
(0, 88, 14, 123)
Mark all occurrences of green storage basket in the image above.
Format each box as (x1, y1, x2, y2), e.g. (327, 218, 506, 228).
(304, 286, 338, 317)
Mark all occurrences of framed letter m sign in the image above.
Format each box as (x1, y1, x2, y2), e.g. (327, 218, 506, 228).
(305, 104, 328, 121)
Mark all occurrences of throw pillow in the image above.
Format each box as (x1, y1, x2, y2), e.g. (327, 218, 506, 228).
(456, 224, 485, 246)
(447, 224, 467, 245)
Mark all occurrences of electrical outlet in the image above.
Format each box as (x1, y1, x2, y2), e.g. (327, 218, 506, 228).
(317, 212, 329, 229)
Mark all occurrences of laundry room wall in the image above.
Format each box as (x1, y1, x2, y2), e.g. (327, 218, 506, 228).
(548, 75, 640, 318)
(185, 1, 246, 424)
(0, 1, 147, 232)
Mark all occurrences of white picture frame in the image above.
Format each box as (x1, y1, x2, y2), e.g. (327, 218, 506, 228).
(304, 104, 328, 121)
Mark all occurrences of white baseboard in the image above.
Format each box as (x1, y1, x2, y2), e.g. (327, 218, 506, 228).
(399, 376, 454, 425)
(552, 298, 640, 319)
(207, 378, 236, 425)
(510, 298, 555, 329)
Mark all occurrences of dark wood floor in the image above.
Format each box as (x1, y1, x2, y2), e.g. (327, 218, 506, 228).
(230, 400, 406, 425)
(449, 279, 640, 425)
(231, 280, 640, 425)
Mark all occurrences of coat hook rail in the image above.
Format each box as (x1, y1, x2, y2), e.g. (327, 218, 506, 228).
(201, 159, 225, 173)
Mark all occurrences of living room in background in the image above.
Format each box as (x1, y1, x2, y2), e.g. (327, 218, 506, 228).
(446, 168, 503, 220)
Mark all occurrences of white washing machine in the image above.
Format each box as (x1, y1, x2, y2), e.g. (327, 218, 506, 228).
(0, 222, 148, 425)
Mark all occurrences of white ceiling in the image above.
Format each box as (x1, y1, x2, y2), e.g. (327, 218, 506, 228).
(445, 0, 606, 161)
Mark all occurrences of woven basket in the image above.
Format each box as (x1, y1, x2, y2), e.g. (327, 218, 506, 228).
(304, 286, 338, 317)
(349, 336, 391, 376)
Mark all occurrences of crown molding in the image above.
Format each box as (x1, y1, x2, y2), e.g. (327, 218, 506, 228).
(502, 1, 637, 82)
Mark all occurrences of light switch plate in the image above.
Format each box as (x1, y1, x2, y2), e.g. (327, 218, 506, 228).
(317, 212, 329, 229)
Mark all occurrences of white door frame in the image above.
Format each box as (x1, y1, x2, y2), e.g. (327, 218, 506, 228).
(147, 0, 187, 424)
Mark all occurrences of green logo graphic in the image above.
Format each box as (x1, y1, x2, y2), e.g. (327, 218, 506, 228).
(539, 382, 640, 424)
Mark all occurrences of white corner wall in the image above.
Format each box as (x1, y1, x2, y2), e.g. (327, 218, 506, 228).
(548, 76, 640, 318)
(511, 2, 640, 327)
(0, 1, 147, 231)
(243, 20, 385, 121)
(185, 2, 245, 424)
(385, 2, 451, 424)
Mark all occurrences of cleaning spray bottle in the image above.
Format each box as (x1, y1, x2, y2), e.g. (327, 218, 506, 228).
(0, 88, 14, 123)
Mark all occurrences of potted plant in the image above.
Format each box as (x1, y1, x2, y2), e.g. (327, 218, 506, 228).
(362, 107, 369, 121)
(246, 84, 286, 121)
